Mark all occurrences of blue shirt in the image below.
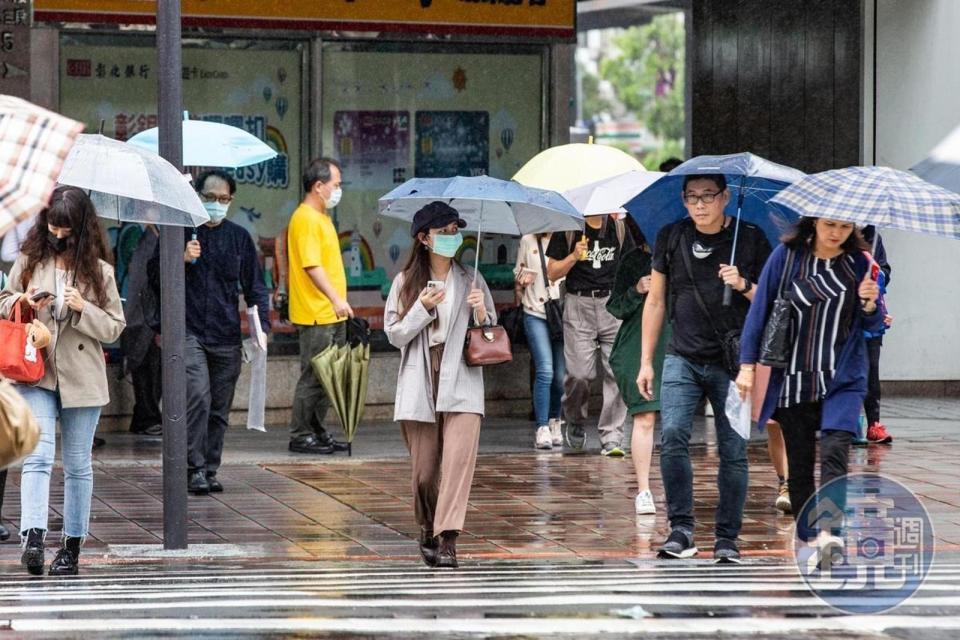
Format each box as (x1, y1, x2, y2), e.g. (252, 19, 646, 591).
(149, 220, 271, 346)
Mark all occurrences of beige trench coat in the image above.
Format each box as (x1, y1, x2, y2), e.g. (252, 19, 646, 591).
(384, 264, 496, 423)
(0, 255, 126, 408)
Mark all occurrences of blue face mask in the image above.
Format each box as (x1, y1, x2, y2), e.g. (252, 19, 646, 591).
(431, 232, 463, 258)
(203, 201, 230, 223)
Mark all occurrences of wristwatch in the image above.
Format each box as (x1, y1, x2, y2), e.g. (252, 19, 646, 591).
(739, 279, 753, 294)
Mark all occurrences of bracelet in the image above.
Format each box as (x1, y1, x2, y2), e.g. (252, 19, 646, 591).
(740, 365, 756, 372)
(739, 279, 753, 294)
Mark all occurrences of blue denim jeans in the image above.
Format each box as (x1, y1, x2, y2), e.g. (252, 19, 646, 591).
(17, 385, 101, 539)
(523, 311, 565, 427)
(659, 354, 748, 541)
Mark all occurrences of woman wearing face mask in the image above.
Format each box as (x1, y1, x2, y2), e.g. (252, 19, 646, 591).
(0, 186, 125, 576)
(737, 217, 884, 565)
(384, 201, 496, 569)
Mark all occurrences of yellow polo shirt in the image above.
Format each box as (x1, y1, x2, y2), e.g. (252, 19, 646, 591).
(287, 202, 347, 326)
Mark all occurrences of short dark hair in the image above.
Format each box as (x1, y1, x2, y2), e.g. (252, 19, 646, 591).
(659, 157, 684, 172)
(682, 173, 727, 192)
(196, 169, 237, 195)
(303, 157, 341, 193)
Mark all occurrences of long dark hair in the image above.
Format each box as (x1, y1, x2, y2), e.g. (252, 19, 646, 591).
(20, 186, 112, 307)
(781, 216, 868, 255)
(397, 233, 464, 320)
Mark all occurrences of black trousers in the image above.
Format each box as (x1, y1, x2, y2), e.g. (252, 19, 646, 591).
(864, 337, 883, 425)
(775, 402, 853, 541)
(0, 468, 6, 518)
(130, 340, 163, 432)
(185, 335, 243, 476)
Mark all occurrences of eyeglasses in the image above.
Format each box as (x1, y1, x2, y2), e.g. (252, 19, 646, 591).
(683, 192, 720, 205)
(200, 192, 234, 205)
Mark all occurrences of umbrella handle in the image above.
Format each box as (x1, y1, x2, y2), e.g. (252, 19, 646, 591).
(722, 284, 733, 307)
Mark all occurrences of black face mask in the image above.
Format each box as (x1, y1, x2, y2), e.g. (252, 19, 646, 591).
(47, 232, 69, 254)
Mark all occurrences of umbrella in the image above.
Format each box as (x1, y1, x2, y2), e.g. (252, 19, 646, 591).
(513, 142, 646, 192)
(911, 123, 960, 195)
(0, 96, 83, 237)
(379, 175, 583, 282)
(769, 166, 960, 240)
(624, 152, 806, 305)
(57, 134, 208, 227)
(127, 117, 278, 168)
(310, 318, 371, 456)
(563, 170, 665, 217)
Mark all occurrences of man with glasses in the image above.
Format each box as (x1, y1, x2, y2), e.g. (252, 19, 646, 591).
(153, 169, 271, 495)
(637, 174, 771, 563)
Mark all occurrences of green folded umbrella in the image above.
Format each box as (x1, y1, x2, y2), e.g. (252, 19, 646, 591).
(310, 341, 370, 456)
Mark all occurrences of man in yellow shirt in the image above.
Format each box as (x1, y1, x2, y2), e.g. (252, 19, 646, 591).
(287, 158, 354, 454)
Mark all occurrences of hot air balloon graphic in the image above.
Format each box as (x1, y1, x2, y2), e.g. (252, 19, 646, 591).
(389, 244, 401, 263)
(500, 127, 514, 151)
(275, 96, 289, 119)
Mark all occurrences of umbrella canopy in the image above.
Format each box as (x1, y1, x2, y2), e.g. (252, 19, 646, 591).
(0, 96, 83, 237)
(770, 166, 960, 240)
(624, 152, 806, 249)
(378, 175, 583, 236)
(563, 170, 665, 217)
(513, 143, 646, 192)
(127, 119, 278, 168)
(57, 134, 208, 227)
(911, 124, 960, 195)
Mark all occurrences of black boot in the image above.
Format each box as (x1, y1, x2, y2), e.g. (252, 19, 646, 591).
(0, 469, 8, 541)
(435, 531, 459, 569)
(49, 536, 81, 576)
(21, 528, 45, 576)
(418, 528, 438, 568)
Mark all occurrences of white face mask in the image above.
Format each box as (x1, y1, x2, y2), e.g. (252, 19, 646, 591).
(203, 201, 230, 223)
(325, 187, 342, 209)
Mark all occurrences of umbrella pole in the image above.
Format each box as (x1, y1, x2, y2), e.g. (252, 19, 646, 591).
(722, 175, 747, 307)
(472, 206, 483, 288)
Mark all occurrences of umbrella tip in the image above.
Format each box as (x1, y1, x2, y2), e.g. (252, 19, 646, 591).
(183, 110, 189, 121)
(588, 136, 594, 144)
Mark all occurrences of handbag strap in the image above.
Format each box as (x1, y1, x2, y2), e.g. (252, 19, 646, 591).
(677, 226, 726, 339)
(776, 248, 796, 299)
(535, 236, 555, 302)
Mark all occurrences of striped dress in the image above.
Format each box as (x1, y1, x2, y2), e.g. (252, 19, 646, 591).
(779, 251, 858, 408)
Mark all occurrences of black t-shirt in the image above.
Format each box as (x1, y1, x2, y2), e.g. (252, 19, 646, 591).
(546, 220, 635, 292)
(651, 218, 771, 364)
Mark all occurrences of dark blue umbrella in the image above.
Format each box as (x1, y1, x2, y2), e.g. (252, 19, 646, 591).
(624, 152, 805, 304)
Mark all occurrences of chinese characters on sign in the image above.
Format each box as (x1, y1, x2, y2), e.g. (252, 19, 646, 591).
(0, 0, 30, 99)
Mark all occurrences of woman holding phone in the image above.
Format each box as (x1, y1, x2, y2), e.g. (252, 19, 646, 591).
(0, 186, 125, 576)
(384, 201, 496, 569)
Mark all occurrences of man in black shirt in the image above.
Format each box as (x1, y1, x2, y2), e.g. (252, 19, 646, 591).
(546, 214, 634, 455)
(637, 174, 771, 563)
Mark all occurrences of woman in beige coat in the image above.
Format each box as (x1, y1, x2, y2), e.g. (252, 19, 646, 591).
(0, 187, 125, 576)
(384, 202, 495, 569)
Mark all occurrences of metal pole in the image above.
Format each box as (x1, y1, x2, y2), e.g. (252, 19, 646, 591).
(157, 0, 188, 550)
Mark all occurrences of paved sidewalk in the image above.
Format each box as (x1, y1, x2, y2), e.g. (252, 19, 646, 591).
(1, 397, 958, 567)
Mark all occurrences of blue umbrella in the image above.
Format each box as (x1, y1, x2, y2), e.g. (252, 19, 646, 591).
(379, 175, 583, 280)
(127, 117, 277, 168)
(624, 152, 805, 304)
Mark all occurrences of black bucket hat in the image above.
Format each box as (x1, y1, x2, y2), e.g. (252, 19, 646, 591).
(410, 201, 467, 238)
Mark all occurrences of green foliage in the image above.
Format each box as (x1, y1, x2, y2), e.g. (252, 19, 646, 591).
(579, 65, 612, 122)
(600, 14, 685, 146)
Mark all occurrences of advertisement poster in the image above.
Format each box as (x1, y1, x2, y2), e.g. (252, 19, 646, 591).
(334, 111, 411, 190)
(415, 111, 489, 178)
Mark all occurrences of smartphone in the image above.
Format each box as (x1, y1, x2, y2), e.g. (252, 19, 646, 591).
(426, 280, 445, 290)
(29, 290, 54, 302)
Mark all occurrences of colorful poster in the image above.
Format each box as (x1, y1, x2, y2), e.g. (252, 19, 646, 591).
(415, 111, 489, 178)
(334, 111, 411, 190)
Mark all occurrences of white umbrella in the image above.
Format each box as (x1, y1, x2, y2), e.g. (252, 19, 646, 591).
(57, 134, 208, 227)
(563, 170, 664, 216)
(911, 123, 960, 194)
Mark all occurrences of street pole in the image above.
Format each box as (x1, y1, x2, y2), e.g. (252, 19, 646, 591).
(157, 0, 188, 550)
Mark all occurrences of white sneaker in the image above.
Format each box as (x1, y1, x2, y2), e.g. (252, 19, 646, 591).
(635, 490, 656, 515)
(535, 426, 553, 450)
(548, 418, 563, 447)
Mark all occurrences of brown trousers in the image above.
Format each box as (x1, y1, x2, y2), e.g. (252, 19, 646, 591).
(400, 345, 481, 535)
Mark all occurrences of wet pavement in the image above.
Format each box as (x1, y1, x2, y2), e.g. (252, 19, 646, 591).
(0, 396, 958, 637)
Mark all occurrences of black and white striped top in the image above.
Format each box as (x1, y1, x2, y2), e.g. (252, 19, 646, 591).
(778, 251, 858, 408)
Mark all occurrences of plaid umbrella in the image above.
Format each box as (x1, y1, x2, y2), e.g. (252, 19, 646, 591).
(770, 166, 960, 240)
(0, 96, 83, 237)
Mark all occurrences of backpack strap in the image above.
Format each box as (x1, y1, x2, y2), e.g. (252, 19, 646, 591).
(614, 217, 625, 249)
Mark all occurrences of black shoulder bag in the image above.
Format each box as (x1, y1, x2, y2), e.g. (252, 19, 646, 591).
(677, 228, 742, 379)
(536, 236, 565, 342)
(758, 249, 796, 368)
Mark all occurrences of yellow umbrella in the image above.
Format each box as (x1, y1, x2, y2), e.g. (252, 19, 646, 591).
(513, 143, 646, 192)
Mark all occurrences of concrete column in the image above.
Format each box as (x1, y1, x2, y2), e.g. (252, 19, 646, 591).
(548, 42, 575, 147)
(29, 27, 58, 109)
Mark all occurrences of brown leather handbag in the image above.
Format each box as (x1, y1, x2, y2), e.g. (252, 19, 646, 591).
(464, 322, 513, 367)
(0, 378, 40, 470)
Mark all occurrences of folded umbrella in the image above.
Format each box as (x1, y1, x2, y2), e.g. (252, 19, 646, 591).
(127, 117, 278, 168)
(563, 170, 664, 217)
(0, 96, 83, 237)
(513, 143, 646, 192)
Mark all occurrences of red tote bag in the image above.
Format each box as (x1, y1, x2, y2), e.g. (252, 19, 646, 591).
(0, 302, 45, 383)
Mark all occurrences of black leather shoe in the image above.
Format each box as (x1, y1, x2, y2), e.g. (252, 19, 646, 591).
(288, 434, 335, 454)
(21, 528, 45, 576)
(130, 423, 163, 437)
(48, 537, 81, 576)
(206, 474, 223, 493)
(317, 431, 350, 453)
(419, 528, 438, 567)
(187, 470, 210, 495)
(435, 531, 459, 569)
(0, 523, 9, 542)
